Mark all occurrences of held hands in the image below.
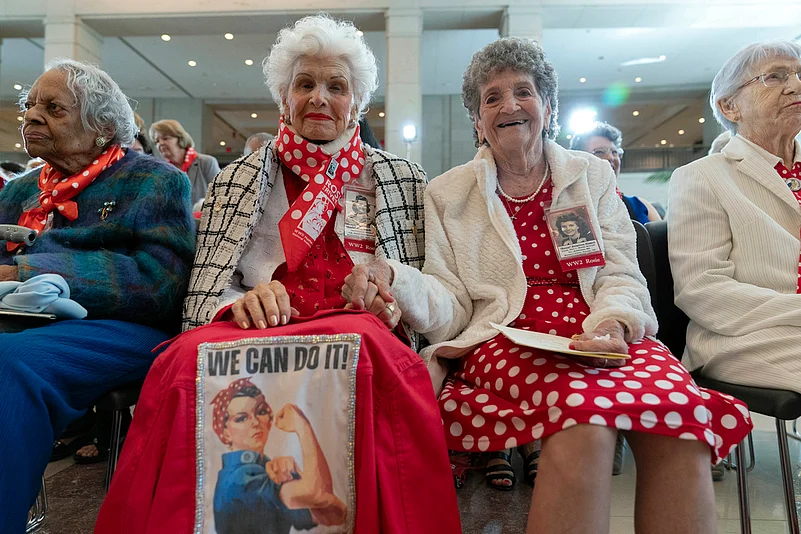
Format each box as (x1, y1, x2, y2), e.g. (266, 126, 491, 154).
(274, 403, 309, 434)
(341, 260, 402, 329)
(231, 280, 299, 330)
(265, 456, 301, 484)
(568, 319, 629, 369)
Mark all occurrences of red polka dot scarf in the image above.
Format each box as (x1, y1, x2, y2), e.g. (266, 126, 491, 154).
(275, 117, 365, 272)
(775, 160, 801, 293)
(209, 377, 272, 446)
(180, 146, 198, 174)
(8, 145, 125, 252)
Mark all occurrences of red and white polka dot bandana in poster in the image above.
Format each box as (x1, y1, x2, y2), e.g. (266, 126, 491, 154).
(276, 118, 365, 271)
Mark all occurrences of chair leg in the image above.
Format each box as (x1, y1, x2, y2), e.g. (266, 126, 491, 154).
(746, 431, 756, 473)
(735, 441, 752, 534)
(104, 408, 124, 493)
(776, 419, 800, 534)
(790, 418, 801, 443)
(25, 476, 47, 533)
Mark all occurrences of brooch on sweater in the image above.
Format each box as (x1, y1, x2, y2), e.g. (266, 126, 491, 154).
(98, 201, 117, 220)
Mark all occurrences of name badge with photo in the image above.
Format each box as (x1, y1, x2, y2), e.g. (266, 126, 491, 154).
(343, 186, 377, 254)
(195, 335, 360, 534)
(544, 203, 606, 271)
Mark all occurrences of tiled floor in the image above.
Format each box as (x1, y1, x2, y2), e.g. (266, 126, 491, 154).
(33, 414, 801, 533)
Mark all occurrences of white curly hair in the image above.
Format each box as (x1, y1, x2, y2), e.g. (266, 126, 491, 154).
(263, 14, 379, 117)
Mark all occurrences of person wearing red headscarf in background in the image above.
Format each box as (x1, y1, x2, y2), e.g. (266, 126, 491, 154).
(96, 15, 460, 534)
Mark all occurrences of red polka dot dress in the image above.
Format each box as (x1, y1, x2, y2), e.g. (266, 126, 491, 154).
(438, 182, 753, 463)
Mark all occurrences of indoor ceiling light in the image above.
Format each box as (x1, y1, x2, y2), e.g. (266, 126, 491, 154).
(251, 113, 258, 118)
(378, 112, 385, 118)
(356, 30, 364, 37)
(17, 116, 23, 121)
(568, 108, 598, 134)
(566, 134, 572, 140)
(220, 141, 226, 146)
(188, 60, 197, 67)
(402, 124, 417, 142)
(244, 59, 254, 66)
(224, 33, 234, 40)
(698, 117, 706, 123)
(632, 110, 640, 116)
(579, 77, 587, 83)
(634, 77, 642, 83)
(161, 34, 171, 42)
(620, 56, 667, 67)
(660, 139, 667, 145)
(669, 143, 675, 147)
(678, 129, 685, 135)
(14, 143, 21, 148)
(13, 84, 22, 90)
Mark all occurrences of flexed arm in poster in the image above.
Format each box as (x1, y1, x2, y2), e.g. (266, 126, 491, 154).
(275, 404, 347, 526)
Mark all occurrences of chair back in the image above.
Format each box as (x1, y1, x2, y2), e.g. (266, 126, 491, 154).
(641, 220, 691, 357)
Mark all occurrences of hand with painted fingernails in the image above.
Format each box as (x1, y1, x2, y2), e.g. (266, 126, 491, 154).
(231, 280, 300, 330)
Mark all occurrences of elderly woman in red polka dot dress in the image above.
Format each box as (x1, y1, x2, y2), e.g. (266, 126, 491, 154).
(345, 38, 752, 533)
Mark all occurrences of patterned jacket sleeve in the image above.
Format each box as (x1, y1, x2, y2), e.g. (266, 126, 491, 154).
(13, 166, 195, 330)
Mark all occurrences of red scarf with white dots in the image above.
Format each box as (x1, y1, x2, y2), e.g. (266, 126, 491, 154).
(775, 160, 801, 294)
(8, 145, 125, 252)
(275, 118, 365, 272)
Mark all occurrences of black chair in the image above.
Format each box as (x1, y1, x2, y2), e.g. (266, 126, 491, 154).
(639, 219, 801, 534)
(93, 381, 144, 491)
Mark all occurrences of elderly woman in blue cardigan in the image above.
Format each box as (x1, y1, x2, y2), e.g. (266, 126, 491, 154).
(0, 59, 195, 530)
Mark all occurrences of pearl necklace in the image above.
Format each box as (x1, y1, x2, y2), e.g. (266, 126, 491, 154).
(497, 162, 550, 204)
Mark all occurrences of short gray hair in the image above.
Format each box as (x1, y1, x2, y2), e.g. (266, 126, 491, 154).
(19, 58, 137, 147)
(710, 40, 801, 133)
(462, 37, 560, 147)
(263, 14, 379, 117)
(243, 132, 274, 156)
(569, 122, 622, 151)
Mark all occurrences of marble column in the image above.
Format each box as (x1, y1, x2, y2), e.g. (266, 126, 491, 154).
(44, 16, 103, 67)
(384, 8, 422, 163)
(500, 6, 544, 43)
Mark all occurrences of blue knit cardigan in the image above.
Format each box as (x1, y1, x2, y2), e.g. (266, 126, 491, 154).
(0, 150, 196, 332)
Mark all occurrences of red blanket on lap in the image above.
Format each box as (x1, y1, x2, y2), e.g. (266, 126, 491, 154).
(95, 310, 461, 534)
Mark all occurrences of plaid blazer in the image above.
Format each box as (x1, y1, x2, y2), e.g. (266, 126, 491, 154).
(182, 140, 427, 342)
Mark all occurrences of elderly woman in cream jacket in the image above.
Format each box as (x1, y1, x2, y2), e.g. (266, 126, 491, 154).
(344, 38, 751, 534)
(669, 40, 801, 393)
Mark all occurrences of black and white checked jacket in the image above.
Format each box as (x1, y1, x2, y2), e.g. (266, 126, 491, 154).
(182, 140, 427, 347)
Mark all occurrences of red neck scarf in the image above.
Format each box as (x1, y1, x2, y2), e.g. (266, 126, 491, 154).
(8, 145, 125, 252)
(775, 161, 801, 294)
(275, 118, 365, 271)
(180, 147, 198, 173)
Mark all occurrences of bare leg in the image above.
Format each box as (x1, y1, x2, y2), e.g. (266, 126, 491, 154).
(625, 432, 717, 534)
(527, 424, 617, 534)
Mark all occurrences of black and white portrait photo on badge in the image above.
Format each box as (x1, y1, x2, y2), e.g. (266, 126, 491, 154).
(195, 335, 360, 534)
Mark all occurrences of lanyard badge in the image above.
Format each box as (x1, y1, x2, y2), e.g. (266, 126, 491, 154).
(544, 203, 606, 271)
(343, 186, 377, 254)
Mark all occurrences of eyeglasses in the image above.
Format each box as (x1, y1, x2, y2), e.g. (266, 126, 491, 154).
(738, 68, 801, 90)
(591, 147, 624, 159)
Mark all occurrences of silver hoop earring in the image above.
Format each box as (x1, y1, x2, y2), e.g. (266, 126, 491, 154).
(284, 116, 292, 126)
(95, 136, 107, 147)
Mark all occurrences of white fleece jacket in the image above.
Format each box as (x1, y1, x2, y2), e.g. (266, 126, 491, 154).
(389, 140, 658, 393)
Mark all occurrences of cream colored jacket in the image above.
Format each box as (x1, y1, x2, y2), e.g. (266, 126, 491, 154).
(389, 141, 658, 392)
(669, 134, 801, 373)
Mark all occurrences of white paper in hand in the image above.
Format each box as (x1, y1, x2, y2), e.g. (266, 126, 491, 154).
(489, 323, 630, 360)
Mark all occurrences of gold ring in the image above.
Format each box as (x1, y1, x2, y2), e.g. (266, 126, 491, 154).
(385, 303, 396, 315)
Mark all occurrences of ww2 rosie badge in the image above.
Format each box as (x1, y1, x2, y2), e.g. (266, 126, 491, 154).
(195, 335, 359, 534)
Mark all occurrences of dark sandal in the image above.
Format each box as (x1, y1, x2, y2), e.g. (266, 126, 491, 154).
(50, 440, 73, 462)
(485, 450, 515, 491)
(522, 449, 540, 485)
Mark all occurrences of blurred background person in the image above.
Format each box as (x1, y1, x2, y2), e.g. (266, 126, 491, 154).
(0, 161, 25, 190)
(242, 131, 273, 156)
(571, 122, 662, 224)
(150, 119, 220, 205)
(359, 118, 381, 148)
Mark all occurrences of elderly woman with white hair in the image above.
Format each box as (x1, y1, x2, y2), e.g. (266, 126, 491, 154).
(669, 41, 801, 393)
(96, 15, 460, 533)
(0, 59, 195, 530)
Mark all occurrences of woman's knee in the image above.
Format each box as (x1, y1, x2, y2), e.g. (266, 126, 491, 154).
(540, 424, 618, 473)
